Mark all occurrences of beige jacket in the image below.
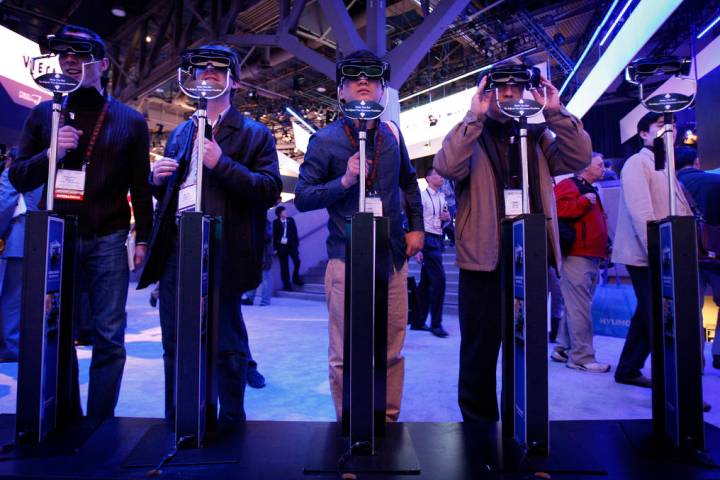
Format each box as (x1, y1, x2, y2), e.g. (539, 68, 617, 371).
(433, 107, 592, 272)
(611, 148, 692, 267)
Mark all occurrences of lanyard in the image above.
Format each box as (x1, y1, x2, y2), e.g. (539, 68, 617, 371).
(424, 188, 440, 216)
(61, 97, 109, 168)
(342, 118, 384, 194)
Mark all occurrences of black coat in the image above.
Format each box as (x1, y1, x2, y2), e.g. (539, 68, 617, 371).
(138, 107, 282, 294)
(273, 217, 299, 250)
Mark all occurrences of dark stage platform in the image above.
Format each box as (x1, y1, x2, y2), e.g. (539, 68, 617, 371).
(0, 415, 718, 479)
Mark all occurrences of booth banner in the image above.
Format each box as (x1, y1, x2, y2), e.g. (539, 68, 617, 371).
(591, 283, 636, 338)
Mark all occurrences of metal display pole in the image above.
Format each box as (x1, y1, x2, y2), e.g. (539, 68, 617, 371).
(173, 65, 229, 448)
(497, 89, 549, 459)
(14, 60, 83, 445)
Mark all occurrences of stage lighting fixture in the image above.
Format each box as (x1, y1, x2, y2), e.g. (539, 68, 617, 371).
(566, 0, 683, 118)
(697, 13, 720, 39)
(600, 0, 634, 47)
(559, 0, 620, 95)
(111, 5, 126, 17)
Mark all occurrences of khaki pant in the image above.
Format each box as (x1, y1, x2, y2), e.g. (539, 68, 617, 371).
(324, 258, 408, 422)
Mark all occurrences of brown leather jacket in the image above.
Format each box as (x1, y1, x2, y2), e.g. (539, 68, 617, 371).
(433, 107, 592, 272)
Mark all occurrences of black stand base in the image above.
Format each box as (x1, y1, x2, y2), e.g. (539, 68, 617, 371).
(123, 421, 240, 468)
(620, 420, 720, 468)
(303, 422, 420, 475)
(0, 414, 100, 461)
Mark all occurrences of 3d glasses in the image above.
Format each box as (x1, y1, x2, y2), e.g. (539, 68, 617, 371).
(626, 56, 692, 83)
(46, 34, 105, 59)
(181, 48, 239, 78)
(336, 59, 390, 86)
(482, 65, 541, 90)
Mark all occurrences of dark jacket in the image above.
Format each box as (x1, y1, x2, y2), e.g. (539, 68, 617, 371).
(294, 119, 423, 270)
(555, 176, 608, 259)
(138, 107, 282, 293)
(677, 167, 720, 226)
(9, 91, 153, 242)
(273, 217, 299, 250)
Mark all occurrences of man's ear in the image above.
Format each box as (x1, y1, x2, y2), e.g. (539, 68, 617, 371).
(100, 58, 110, 73)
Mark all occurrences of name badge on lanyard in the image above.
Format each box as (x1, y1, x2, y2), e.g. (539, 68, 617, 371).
(54, 168, 86, 201)
(178, 184, 197, 212)
(365, 196, 383, 217)
(504, 189, 523, 217)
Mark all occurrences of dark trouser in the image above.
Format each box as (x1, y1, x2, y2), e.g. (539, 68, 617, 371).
(458, 268, 502, 422)
(75, 230, 130, 418)
(159, 234, 249, 423)
(417, 234, 446, 329)
(615, 265, 652, 381)
(277, 244, 300, 288)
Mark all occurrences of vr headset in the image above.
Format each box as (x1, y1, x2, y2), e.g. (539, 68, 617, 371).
(625, 56, 692, 84)
(336, 58, 390, 87)
(181, 47, 240, 79)
(45, 34, 105, 60)
(480, 64, 541, 90)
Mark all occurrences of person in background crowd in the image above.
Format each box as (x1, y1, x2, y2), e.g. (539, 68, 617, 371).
(10, 25, 153, 419)
(243, 217, 274, 306)
(611, 113, 693, 388)
(433, 67, 591, 422)
(0, 148, 42, 362)
(675, 145, 720, 370)
(138, 44, 281, 422)
(295, 49, 424, 422)
(273, 205, 302, 291)
(440, 177, 456, 246)
(412, 166, 449, 337)
(552, 152, 611, 373)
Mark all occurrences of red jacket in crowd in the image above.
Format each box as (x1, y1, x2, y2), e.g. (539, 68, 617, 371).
(555, 176, 609, 259)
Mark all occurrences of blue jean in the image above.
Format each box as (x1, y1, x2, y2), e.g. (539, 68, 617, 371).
(245, 268, 273, 305)
(159, 234, 249, 423)
(75, 230, 129, 418)
(0, 258, 22, 360)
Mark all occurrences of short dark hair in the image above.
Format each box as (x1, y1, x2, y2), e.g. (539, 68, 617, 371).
(59, 24, 106, 58)
(426, 166, 438, 177)
(275, 205, 286, 217)
(637, 112, 675, 136)
(674, 146, 698, 170)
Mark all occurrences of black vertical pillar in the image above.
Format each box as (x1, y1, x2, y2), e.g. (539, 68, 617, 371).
(16, 211, 76, 443)
(175, 212, 215, 447)
(501, 214, 549, 456)
(342, 212, 390, 453)
(648, 217, 704, 451)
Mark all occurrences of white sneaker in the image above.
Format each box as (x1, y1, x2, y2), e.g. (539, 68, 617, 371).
(567, 361, 611, 373)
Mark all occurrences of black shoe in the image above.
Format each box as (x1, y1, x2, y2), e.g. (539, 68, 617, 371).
(615, 374, 652, 388)
(713, 355, 720, 370)
(247, 368, 266, 389)
(430, 326, 449, 338)
(293, 277, 304, 286)
(282, 284, 293, 291)
(704, 401, 712, 413)
(149, 293, 158, 308)
(240, 298, 254, 306)
(410, 324, 430, 331)
(74, 336, 92, 347)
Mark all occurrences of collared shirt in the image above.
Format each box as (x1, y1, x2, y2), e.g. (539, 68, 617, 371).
(421, 185, 446, 235)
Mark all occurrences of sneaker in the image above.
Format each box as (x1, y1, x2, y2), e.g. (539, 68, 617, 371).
(550, 348, 568, 363)
(567, 361, 611, 373)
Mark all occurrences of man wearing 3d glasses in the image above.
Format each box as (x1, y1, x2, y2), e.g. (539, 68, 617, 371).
(138, 45, 281, 424)
(10, 25, 153, 419)
(433, 64, 592, 422)
(295, 50, 424, 422)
